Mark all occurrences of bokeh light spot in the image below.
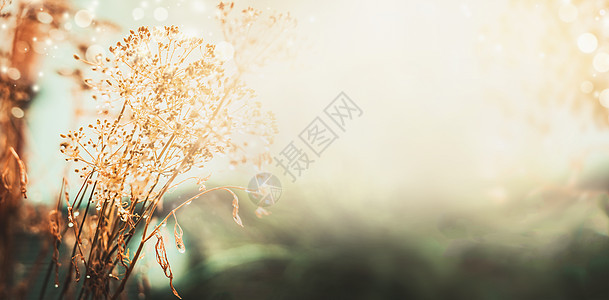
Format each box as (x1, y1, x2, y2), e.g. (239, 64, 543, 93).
(132, 8, 145, 20)
(594, 52, 609, 72)
(581, 81, 594, 94)
(599, 89, 609, 108)
(74, 10, 93, 28)
(154, 7, 168, 21)
(578, 32, 598, 53)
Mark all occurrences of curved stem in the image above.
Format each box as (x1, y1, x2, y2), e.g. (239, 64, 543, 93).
(144, 186, 245, 242)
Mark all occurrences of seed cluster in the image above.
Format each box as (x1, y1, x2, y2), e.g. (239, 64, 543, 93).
(61, 25, 277, 220)
(217, 2, 297, 72)
(54, 3, 296, 298)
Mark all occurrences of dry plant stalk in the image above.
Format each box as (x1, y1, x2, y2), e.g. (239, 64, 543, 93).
(0, 2, 39, 293)
(50, 3, 296, 299)
(0, 0, 106, 298)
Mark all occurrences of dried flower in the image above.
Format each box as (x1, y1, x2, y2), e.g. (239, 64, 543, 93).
(52, 3, 297, 298)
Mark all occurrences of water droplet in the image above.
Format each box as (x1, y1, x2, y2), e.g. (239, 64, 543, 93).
(86, 275, 91, 279)
(86, 44, 105, 63)
(178, 247, 185, 254)
(37, 12, 53, 24)
(11, 107, 24, 119)
(7, 68, 20, 80)
(68, 222, 74, 228)
(54, 284, 59, 288)
(186, 200, 192, 205)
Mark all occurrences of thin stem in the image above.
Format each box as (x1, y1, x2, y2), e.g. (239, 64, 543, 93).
(145, 186, 245, 242)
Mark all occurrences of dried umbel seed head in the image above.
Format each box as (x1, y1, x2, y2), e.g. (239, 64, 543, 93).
(54, 3, 296, 298)
(63, 25, 277, 223)
(217, 2, 297, 72)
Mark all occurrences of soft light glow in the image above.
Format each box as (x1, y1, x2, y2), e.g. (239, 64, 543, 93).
(132, 8, 145, 20)
(74, 10, 93, 28)
(154, 7, 168, 21)
(559, 3, 578, 23)
(593, 52, 609, 72)
(599, 89, 609, 108)
(581, 81, 594, 93)
(192, 0, 205, 12)
(214, 41, 234, 61)
(577, 32, 597, 53)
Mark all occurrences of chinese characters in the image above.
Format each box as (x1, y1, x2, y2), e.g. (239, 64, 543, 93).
(274, 92, 362, 181)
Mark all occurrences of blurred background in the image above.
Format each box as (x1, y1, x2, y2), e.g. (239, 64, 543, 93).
(12, 0, 609, 298)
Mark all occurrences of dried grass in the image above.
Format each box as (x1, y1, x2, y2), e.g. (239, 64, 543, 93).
(0, 0, 107, 298)
(44, 2, 297, 299)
